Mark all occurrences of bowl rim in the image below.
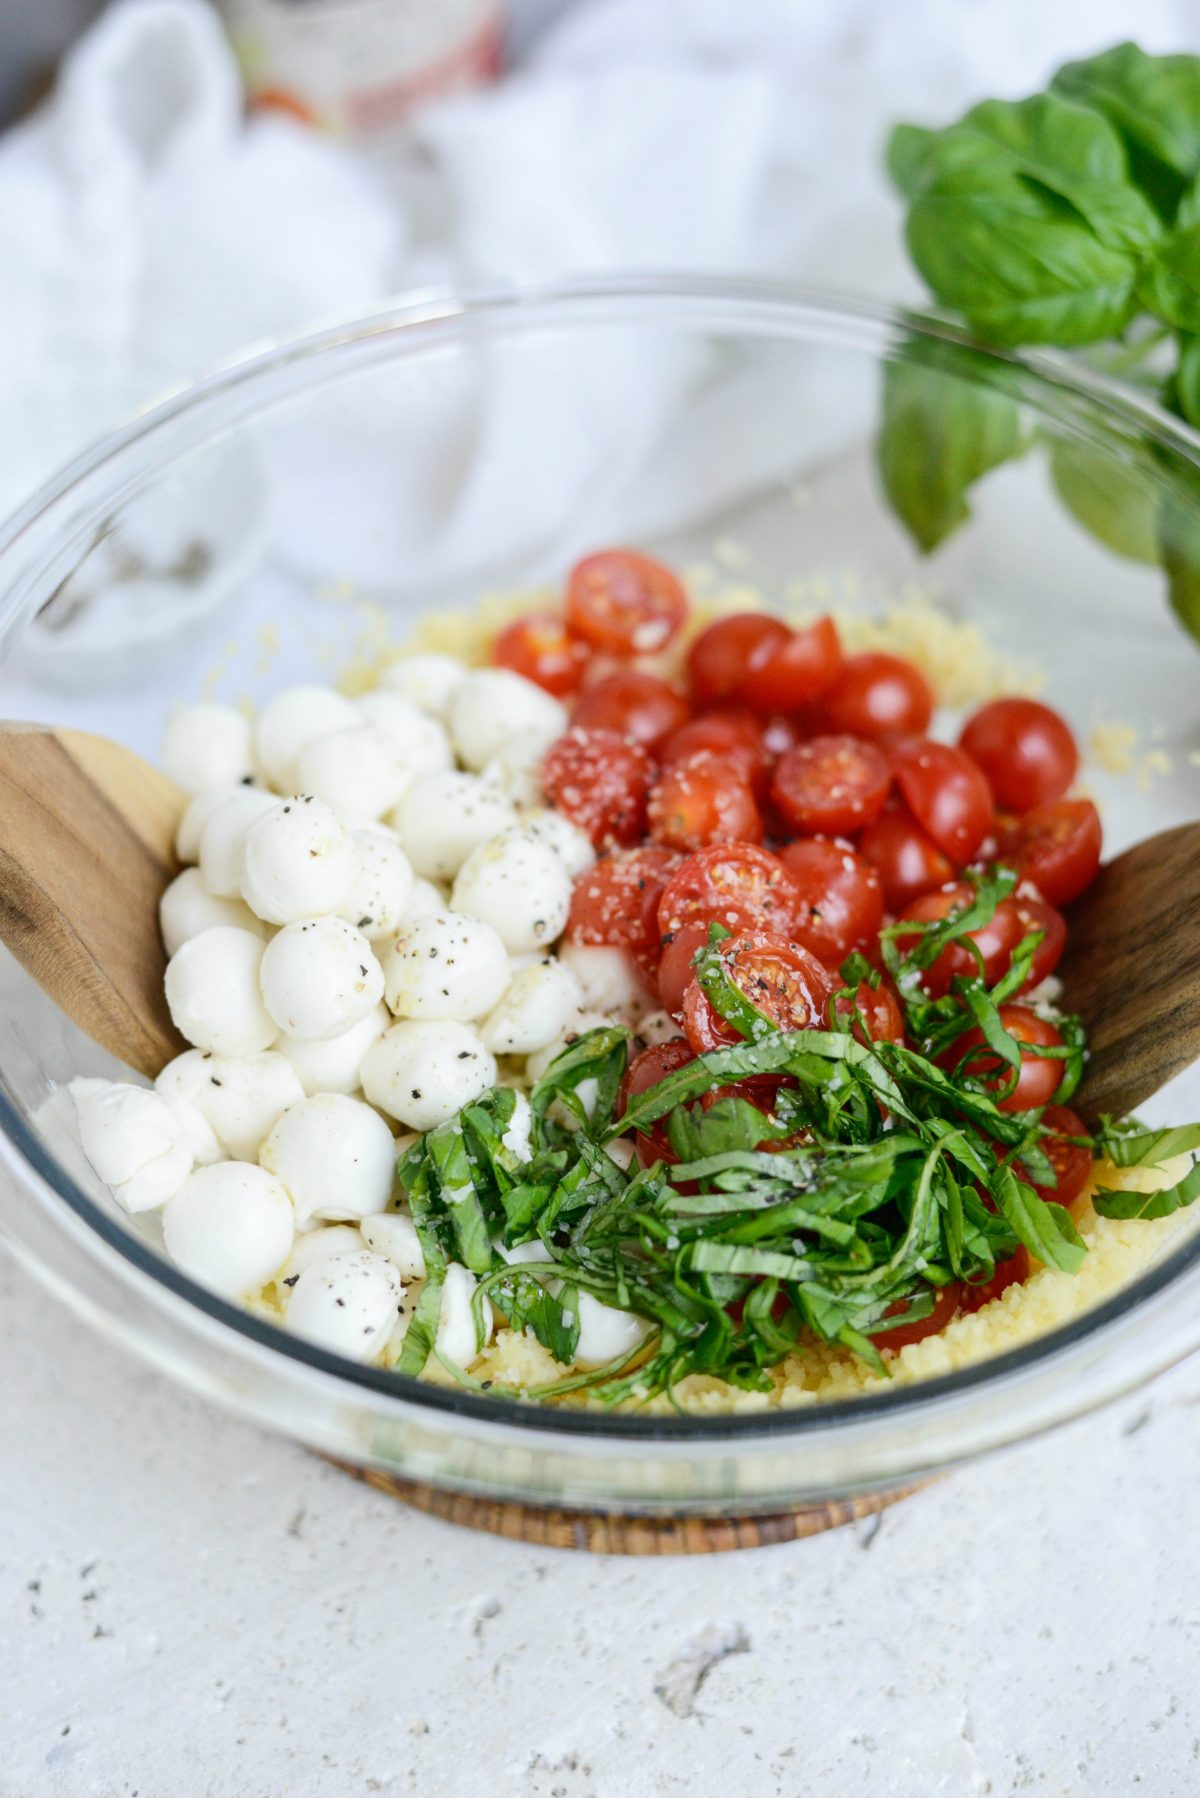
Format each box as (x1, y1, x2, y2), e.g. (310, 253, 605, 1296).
(4, 272, 1200, 1454)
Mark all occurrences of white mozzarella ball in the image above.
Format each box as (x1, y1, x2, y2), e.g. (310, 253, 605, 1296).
(499, 1237, 554, 1266)
(276, 1003, 389, 1097)
(259, 919, 384, 1042)
(69, 1077, 193, 1213)
(360, 1021, 496, 1131)
(436, 1261, 494, 1366)
(395, 875, 447, 929)
(260, 1093, 396, 1225)
(285, 1250, 401, 1360)
(198, 788, 279, 898)
(338, 828, 413, 940)
(162, 703, 254, 795)
(392, 772, 515, 882)
(160, 867, 266, 957)
(572, 1292, 652, 1370)
(451, 833, 572, 954)
(524, 1010, 612, 1084)
(255, 685, 358, 792)
(378, 653, 465, 719)
(157, 1049, 305, 1161)
(383, 912, 510, 1023)
(296, 725, 409, 822)
(280, 1224, 364, 1281)
(165, 927, 278, 1055)
(603, 1136, 637, 1172)
(163, 1163, 294, 1299)
(176, 786, 245, 865)
(479, 960, 585, 1055)
(516, 808, 596, 878)
(636, 1009, 685, 1048)
(240, 796, 356, 925)
(501, 1090, 535, 1162)
(355, 691, 453, 776)
(449, 669, 567, 772)
(482, 731, 550, 810)
(360, 1210, 426, 1279)
(558, 941, 644, 1014)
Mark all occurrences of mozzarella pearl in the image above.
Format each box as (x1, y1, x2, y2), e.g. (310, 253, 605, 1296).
(603, 1136, 637, 1172)
(396, 875, 447, 928)
(240, 796, 357, 925)
(259, 918, 384, 1041)
(360, 1021, 496, 1131)
(572, 1292, 652, 1370)
(255, 685, 358, 791)
(70, 1077, 193, 1213)
(198, 788, 278, 897)
(280, 1224, 364, 1281)
(517, 808, 596, 878)
(448, 669, 567, 772)
(159, 867, 265, 957)
(383, 912, 509, 1024)
(338, 828, 413, 940)
(296, 725, 409, 822)
(176, 784, 255, 865)
(276, 1003, 389, 1097)
(157, 1048, 305, 1161)
(162, 703, 254, 795)
(359, 1210, 426, 1279)
(285, 1250, 401, 1361)
(163, 1163, 294, 1299)
(524, 1010, 612, 1084)
(165, 927, 278, 1055)
(436, 1261, 494, 1366)
(451, 832, 572, 954)
(260, 1093, 396, 1226)
(558, 941, 644, 1014)
(499, 1237, 553, 1266)
(501, 1091, 535, 1162)
(481, 731, 549, 810)
(392, 772, 515, 881)
(479, 960, 584, 1055)
(355, 691, 453, 776)
(378, 653, 465, 719)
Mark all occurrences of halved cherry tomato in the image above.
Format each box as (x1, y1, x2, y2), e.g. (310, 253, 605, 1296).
(566, 845, 680, 957)
(891, 739, 993, 865)
(834, 979, 905, 1045)
(685, 613, 792, 706)
(1009, 896, 1067, 992)
(660, 706, 768, 793)
(1010, 799, 1103, 907)
(895, 882, 1025, 999)
(681, 930, 835, 1053)
(1027, 1104, 1092, 1208)
(657, 843, 799, 938)
(859, 802, 955, 911)
(959, 1249, 1030, 1313)
(648, 753, 763, 851)
(776, 837, 884, 967)
(951, 1005, 1064, 1113)
(657, 922, 711, 1016)
(571, 671, 689, 751)
(736, 616, 843, 713)
(618, 1038, 695, 1167)
(761, 714, 801, 763)
(821, 651, 934, 740)
(771, 735, 892, 837)
(878, 1281, 962, 1350)
(492, 612, 590, 698)
(960, 698, 1078, 812)
(566, 550, 688, 656)
(542, 727, 655, 849)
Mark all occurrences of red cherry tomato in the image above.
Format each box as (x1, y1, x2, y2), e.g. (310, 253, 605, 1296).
(565, 549, 688, 657)
(1027, 1104, 1092, 1208)
(952, 1004, 1064, 1113)
(776, 837, 885, 967)
(879, 1281, 962, 1350)
(891, 739, 994, 866)
(859, 802, 956, 911)
(960, 698, 1078, 812)
(736, 616, 844, 713)
(959, 1249, 1030, 1313)
(835, 979, 906, 1045)
(492, 612, 590, 697)
(657, 843, 799, 938)
(681, 930, 835, 1053)
(571, 671, 689, 751)
(566, 845, 680, 960)
(895, 882, 1025, 999)
(685, 613, 791, 706)
(1010, 799, 1103, 907)
(648, 753, 763, 852)
(542, 728, 655, 849)
(821, 652, 934, 740)
(617, 1038, 695, 1166)
(657, 921, 711, 1016)
(771, 734, 892, 836)
(660, 706, 768, 793)
(1009, 896, 1067, 992)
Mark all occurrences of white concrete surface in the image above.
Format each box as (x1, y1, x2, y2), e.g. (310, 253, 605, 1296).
(3, 1247, 1200, 1797)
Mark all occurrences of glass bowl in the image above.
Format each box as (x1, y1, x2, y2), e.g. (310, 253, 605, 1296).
(2, 278, 1199, 1519)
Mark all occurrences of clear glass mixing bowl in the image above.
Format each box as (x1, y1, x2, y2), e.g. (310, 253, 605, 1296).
(1, 278, 1199, 1517)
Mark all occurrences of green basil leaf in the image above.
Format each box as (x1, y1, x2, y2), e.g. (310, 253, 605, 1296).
(394, 1275, 443, 1376)
(1173, 333, 1200, 426)
(1046, 435, 1161, 564)
(1138, 225, 1200, 331)
(1092, 1119, 1200, 1167)
(886, 122, 942, 200)
(879, 355, 1022, 552)
(1157, 454, 1200, 645)
(1094, 1157, 1200, 1219)
(992, 1164, 1087, 1273)
(1053, 43, 1200, 219)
